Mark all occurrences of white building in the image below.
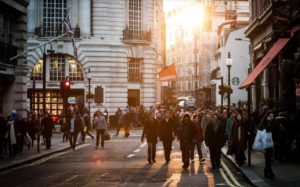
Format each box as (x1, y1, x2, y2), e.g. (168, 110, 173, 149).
(25, 0, 164, 116)
(215, 26, 250, 106)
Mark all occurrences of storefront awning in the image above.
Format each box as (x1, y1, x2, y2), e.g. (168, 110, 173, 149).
(159, 64, 177, 82)
(239, 38, 290, 89)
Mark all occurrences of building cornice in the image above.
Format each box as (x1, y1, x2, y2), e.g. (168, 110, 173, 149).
(245, 6, 272, 38)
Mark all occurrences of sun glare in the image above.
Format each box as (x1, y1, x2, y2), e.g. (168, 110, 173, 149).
(180, 5, 204, 29)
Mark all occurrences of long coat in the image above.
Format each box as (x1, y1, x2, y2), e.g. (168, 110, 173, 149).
(67, 117, 83, 133)
(159, 118, 175, 142)
(205, 121, 226, 147)
(231, 120, 247, 150)
(142, 118, 159, 143)
(41, 116, 54, 138)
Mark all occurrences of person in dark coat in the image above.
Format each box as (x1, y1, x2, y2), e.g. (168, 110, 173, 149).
(84, 113, 94, 140)
(141, 113, 159, 164)
(0, 114, 7, 158)
(14, 113, 27, 154)
(259, 110, 276, 179)
(230, 112, 247, 165)
(27, 113, 38, 147)
(205, 113, 226, 170)
(41, 113, 55, 150)
(68, 113, 82, 150)
(159, 111, 175, 164)
(178, 114, 195, 169)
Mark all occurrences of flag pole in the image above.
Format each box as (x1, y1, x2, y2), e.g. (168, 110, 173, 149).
(9, 33, 69, 61)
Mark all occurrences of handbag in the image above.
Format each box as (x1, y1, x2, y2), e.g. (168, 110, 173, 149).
(252, 130, 264, 152)
(104, 130, 110, 140)
(262, 130, 274, 149)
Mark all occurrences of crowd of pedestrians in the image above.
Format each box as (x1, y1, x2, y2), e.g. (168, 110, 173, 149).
(0, 102, 299, 180)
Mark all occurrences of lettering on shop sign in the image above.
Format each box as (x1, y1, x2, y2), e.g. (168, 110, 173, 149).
(47, 83, 60, 87)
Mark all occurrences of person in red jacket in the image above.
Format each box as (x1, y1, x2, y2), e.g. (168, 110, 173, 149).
(191, 115, 205, 164)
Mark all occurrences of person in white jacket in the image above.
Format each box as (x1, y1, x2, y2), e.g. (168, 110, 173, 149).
(6, 114, 17, 158)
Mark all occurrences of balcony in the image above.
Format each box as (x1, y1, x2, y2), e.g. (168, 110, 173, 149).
(122, 29, 152, 45)
(34, 26, 80, 38)
(0, 41, 17, 65)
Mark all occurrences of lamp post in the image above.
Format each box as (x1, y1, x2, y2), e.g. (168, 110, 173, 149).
(88, 68, 91, 118)
(226, 52, 232, 115)
(42, 43, 55, 116)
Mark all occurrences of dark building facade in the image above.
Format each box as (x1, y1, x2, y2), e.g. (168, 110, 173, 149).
(242, 0, 300, 118)
(0, 0, 29, 117)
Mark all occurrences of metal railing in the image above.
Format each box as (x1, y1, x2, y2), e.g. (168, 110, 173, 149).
(123, 29, 151, 41)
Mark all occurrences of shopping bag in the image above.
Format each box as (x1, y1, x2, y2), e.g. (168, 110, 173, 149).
(24, 133, 32, 145)
(262, 130, 274, 149)
(252, 130, 264, 152)
(104, 130, 110, 140)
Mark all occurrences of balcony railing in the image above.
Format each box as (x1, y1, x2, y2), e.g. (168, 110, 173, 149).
(0, 41, 17, 65)
(34, 26, 80, 38)
(122, 29, 151, 44)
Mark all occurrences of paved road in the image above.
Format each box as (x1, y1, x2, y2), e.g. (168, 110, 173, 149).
(0, 130, 252, 187)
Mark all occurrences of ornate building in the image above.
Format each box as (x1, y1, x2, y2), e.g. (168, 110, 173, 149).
(23, 0, 164, 117)
(0, 0, 29, 117)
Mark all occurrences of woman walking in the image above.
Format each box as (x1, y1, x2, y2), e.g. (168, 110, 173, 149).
(260, 110, 276, 179)
(231, 111, 247, 165)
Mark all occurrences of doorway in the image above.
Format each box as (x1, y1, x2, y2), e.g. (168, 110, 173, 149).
(128, 89, 140, 107)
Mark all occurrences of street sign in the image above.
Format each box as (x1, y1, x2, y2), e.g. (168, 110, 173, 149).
(68, 97, 76, 104)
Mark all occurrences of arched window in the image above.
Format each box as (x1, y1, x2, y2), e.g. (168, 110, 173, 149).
(50, 54, 66, 81)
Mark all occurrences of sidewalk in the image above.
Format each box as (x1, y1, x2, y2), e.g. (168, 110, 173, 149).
(0, 133, 72, 171)
(221, 146, 300, 187)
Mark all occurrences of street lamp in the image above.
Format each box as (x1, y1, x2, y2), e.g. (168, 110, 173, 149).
(42, 43, 55, 116)
(87, 68, 91, 118)
(226, 52, 232, 115)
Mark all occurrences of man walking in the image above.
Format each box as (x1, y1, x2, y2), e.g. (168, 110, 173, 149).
(141, 113, 159, 164)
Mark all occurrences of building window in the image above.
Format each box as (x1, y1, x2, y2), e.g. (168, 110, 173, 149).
(31, 90, 63, 116)
(129, 0, 142, 32)
(49, 54, 66, 81)
(42, 54, 84, 81)
(128, 58, 142, 83)
(43, 0, 67, 37)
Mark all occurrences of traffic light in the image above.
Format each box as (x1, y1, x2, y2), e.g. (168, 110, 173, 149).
(218, 85, 224, 95)
(64, 80, 71, 97)
(60, 80, 71, 97)
(223, 85, 233, 94)
(95, 86, 103, 103)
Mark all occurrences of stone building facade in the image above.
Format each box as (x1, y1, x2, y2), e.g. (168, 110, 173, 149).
(24, 0, 164, 117)
(0, 0, 29, 117)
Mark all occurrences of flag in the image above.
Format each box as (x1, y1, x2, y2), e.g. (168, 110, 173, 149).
(63, 14, 78, 62)
(159, 64, 177, 82)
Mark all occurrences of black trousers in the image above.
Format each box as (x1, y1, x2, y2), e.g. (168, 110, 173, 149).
(147, 142, 157, 162)
(162, 140, 172, 162)
(209, 146, 222, 168)
(180, 141, 192, 166)
(45, 136, 51, 149)
(69, 132, 78, 149)
(96, 129, 105, 147)
(264, 148, 274, 175)
(191, 141, 203, 160)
